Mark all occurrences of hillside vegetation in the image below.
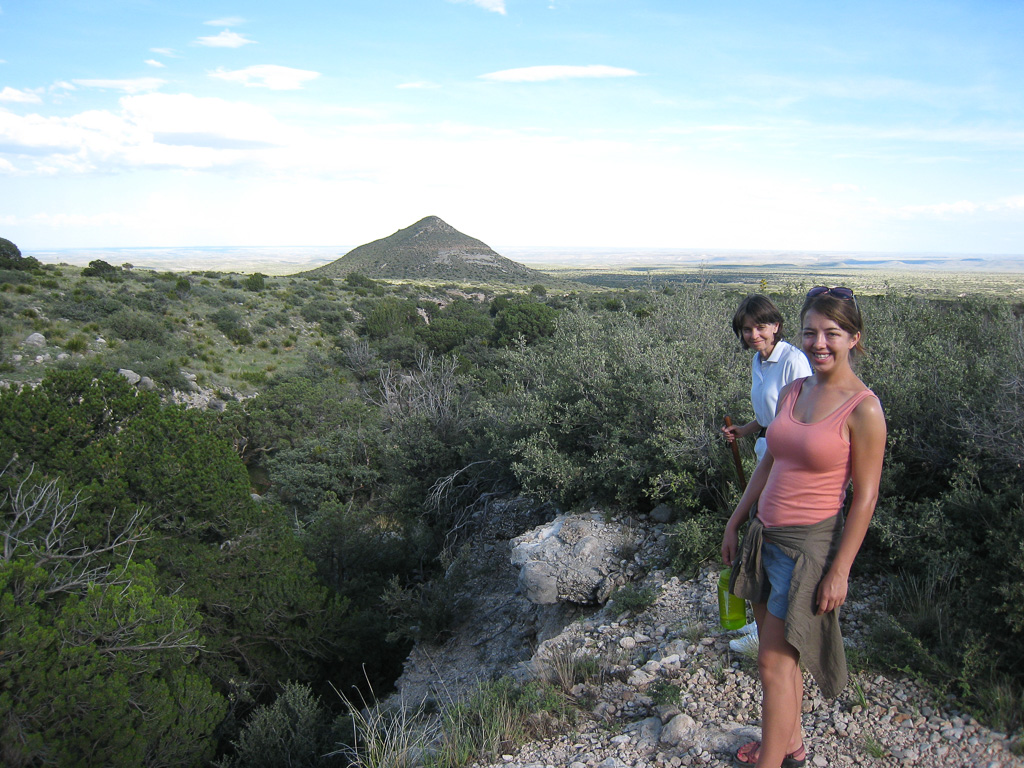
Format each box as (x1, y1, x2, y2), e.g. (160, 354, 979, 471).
(1, 246, 1023, 765)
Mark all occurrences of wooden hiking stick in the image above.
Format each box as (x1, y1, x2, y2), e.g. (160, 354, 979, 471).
(724, 416, 747, 490)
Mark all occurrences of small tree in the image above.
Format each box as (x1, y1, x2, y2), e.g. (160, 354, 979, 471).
(82, 259, 121, 280)
(493, 300, 558, 346)
(244, 272, 267, 292)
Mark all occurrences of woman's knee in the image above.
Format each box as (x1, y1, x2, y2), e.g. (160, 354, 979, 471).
(757, 647, 800, 687)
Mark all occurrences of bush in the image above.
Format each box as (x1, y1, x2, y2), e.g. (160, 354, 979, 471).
(0, 237, 42, 271)
(492, 299, 558, 346)
(343, 272, 378, 290)
(218, 683, 342, 768)
(0, 369, 350, 694)
(363, 297, 420, 339)
(481, 289, 746, 510)
(106, 308, 169, 344)
(300, 299, 349, 333)
(244, 272, 267, 292)
(64, 333, 89, 353)
(210, 307, 254, 346)
(0, 465, 226, 767)
(81, 259, 121, 280)
(668, 515, 723, 574)
(53, 287, 124, 322)
(610, 583, 657, 613)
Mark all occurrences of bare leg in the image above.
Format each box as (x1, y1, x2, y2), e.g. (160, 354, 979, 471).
(754, 610, 804, 767)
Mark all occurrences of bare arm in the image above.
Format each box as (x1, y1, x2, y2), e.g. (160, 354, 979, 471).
(721, 380, 799, 565)
(815, 395, 887, 614)
(721, 449, 773, 566)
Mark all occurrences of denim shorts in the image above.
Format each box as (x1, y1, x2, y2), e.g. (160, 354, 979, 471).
(762, 541, 797, 619)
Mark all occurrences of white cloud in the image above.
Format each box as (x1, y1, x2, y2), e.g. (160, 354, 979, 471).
(73, 78, 166, 94)
(480, 65, 639, 82)
(899, 196, 1024, 219)
(123, 93, 295, 148)
(0, 92, 299, 175)
(195, 30, 255, 48)
(210, 65, 320, 90)
(0, 86, 41, 103)
(397, 81, 440, 90)
(205, 17, 246, 26)
(145, 59, 166, 68)
(150, 47, 177, 57)
(447, 0, 506, 14)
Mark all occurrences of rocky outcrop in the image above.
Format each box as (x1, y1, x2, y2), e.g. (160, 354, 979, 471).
(389, 503, 670, 708)
(510, 513, 651, 606)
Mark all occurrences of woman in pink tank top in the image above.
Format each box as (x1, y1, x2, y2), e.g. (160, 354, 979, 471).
(721, 287, 887, 768)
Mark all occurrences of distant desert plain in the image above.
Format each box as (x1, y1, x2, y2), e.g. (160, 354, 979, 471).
(26, 243, 1024, 298)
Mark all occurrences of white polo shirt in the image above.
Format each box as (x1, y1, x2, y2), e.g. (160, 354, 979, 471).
(751, 339, 812, 462)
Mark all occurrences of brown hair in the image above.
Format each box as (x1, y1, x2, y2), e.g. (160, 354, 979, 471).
(731, 295, 784, 351)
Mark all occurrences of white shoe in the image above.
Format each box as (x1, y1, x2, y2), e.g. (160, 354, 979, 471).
(737, 621, 757, 636)
(729, 632, 759, 654)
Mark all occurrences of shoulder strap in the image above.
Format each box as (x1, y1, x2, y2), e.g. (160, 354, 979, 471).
(829, 388, 877, 425)
(779, 376, 807, 414)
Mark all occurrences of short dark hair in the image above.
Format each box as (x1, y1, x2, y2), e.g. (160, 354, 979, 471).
(800, 292, 866, 356)
(731, 295, 784, 350)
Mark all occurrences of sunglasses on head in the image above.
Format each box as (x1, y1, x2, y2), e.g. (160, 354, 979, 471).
(807, 286, 855, 300)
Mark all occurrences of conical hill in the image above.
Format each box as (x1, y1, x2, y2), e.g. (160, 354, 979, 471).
(304, 216, 547, 283)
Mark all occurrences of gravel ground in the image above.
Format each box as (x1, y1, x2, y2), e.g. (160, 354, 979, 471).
(468, 566, 1023, 768)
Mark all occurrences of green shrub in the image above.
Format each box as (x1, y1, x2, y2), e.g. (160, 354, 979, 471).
(244, 272, 267, 292)
(210, 307, 254, 346)
(610, 583, 657, 613)
(381, 568, 468, 644)
(218, 683, 342, 768)
(482, 289, 746, 510)
(0, 368, 350, 694)
(64, 333, 89, 354)
(433, 677, 570, 768)
(668, 514, 723, 574)
(0, 465, 226, 767)
(81, 259, 121, 280)
(364, 297, 420, 339)
(52, 288, 123, 322)
(300, 299, 349, 333)
(492, 300, 558, 346)
(106, 308, 169, 344)
(0, 237, 42, 271)
(343, 272, 378, 290)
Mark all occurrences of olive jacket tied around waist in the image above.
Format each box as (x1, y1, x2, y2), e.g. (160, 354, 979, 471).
(728, 511, 848, 699)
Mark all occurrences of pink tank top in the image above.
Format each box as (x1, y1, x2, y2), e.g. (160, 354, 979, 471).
(758, 378, 877, 527)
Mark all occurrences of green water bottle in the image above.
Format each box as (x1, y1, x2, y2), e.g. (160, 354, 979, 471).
(718, 568, 746, 630)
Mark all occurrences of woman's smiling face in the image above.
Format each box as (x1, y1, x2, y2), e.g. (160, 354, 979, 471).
(801, 309, 860, 371)
(740, 319, 779, 358)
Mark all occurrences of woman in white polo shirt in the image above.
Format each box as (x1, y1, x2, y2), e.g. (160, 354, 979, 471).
(722, 294, 812, 651)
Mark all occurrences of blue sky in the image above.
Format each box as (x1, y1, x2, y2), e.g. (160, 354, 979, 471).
(1, 0, 1023, 254)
